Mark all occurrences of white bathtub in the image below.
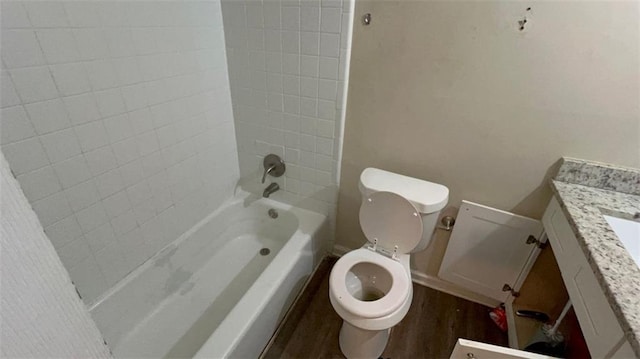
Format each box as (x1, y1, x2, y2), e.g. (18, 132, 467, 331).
(89, 191, 327, 358)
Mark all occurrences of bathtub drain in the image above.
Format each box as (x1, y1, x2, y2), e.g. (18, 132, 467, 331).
(260, 248, 271, 256)
(268, 208, 278, 219)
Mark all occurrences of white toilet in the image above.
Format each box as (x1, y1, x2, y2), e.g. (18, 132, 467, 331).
(329, 168, 449, 359)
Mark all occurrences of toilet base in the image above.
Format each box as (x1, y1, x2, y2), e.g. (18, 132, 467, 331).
(338, 321, 390, 359)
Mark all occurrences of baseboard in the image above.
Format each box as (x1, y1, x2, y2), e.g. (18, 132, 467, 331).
(410, 270, 499, 308)
(331, 244, 351, 257)
(331, 245, 499, 309)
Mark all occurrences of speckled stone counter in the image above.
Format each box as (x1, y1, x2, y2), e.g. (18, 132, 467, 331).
(551, 158, 640, 357)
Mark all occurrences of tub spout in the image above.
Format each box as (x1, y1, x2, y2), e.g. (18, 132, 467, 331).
(263, 183, 280, 198)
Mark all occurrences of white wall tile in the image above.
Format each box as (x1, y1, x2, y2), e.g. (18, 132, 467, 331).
(50, 63, 91, 97)
(85, 223, 117, 253)
(300, 97, 318, 117)
(133, 198, 156, 225)
(112, 138, 140, 166)
(121, 83, 148, 111)
(84, 146, 118, 177)
(102, 191, 131, 218)
(103, 113, 132, 143)
(300, 55, 319, 77)
(45, 215, 83, 249)
(119, 160, 146, 187)
(17, 166, 62, 202)
(64, 179, 100, 212)
(282, 53, 300, 75)
(95, 89, 127, 118)
(246, 4, 264, 28)
(36, 30, 81, 63)
(25, 99, 71, 135)
(319, 33, 340, 57)
(0, 2, 31, 29)
(301, 78, 319, 98)
(316, 98, 335, 120)
(64, 2, 101, 28)
(281, 31, 300, 53)
(0, 106, 35, 144)
(75, 202, 108, 233)
(74, 121, 109, 152)
(95, 243, 130, 287)
(111, 209, 138, 236)
(282, 7, 300, 30)
(263, 3, 281, 29)
(40, 129, 81, 164)
(86, 60, 119, 91)
(1, 71, 21, 108)
(68, 257, 108, 304)
(53, 155, 92, 189)
(113, 57, 142, 88)
(24, 2, 69, 27)
(1, 137, 49, 175)
(10, 67, 58, 103)
(319, 56, 339, 79)
(316, 137, 334, 155)
(63, 93, 101, 125)
(1, 30, 45, 68)
(103, 29, 136, 58)
(58, 236, 91, 269)
(316, 118, 335, 138)
(320, 8, 342, 33)
(301, 7, 320, 31)
(95, 169, 125, 199)
(136, 131, 160, 157)
(318, 79, 338, 100)
(300, 32, 320, 55)
(32, 191, 73, 227)
(73, 29, 110, 61)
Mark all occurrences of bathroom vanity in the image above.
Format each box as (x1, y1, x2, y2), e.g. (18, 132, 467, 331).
(540, 159, 640, 358)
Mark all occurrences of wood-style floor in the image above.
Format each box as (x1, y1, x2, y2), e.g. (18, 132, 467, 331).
(262, 257, 508, 359)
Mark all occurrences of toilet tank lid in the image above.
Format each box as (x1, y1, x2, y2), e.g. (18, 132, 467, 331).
(359, 168, 449, 214)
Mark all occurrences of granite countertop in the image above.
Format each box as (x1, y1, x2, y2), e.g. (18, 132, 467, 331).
(551, 158, 640, 357)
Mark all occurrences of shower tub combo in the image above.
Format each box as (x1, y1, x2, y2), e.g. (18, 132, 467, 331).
(89, 192, 327, 358)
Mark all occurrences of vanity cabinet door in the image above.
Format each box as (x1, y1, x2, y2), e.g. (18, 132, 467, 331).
(542, 198, 624, 359)
(450, 338, 555, 359)
(565, 264, 624, 358)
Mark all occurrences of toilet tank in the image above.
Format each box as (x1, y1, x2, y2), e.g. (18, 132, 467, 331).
(358, 168, 449, 253)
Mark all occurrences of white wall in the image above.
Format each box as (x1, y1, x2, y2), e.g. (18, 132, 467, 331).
(0, 1, 239, 304)
(1, 151, 111, 358)
(221, 0, 352, 220)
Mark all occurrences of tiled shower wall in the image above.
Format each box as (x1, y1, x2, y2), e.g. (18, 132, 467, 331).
(221, 0, 352, 217)
(0, 1, 239, 304)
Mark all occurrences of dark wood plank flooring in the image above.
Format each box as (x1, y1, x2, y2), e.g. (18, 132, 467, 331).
(262, 257, 507, 359)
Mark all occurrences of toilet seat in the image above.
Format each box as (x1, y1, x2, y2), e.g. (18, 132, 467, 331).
(359, 191, 423, 256)
(330, 248, 410, 319)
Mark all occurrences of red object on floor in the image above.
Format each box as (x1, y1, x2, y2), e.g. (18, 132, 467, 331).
(490, 306, 508, 332)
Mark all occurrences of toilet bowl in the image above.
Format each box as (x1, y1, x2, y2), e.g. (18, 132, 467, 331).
(329, 168, 449, 359)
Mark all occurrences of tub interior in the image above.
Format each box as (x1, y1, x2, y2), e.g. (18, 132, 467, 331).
(89, 197, 304, 358)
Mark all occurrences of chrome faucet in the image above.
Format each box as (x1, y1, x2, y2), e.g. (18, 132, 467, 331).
(262, 154, 285, 183)
(263, 183, 280, 198)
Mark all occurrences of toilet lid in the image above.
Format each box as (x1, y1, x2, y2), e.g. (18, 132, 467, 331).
(359, 191, 424, 254)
